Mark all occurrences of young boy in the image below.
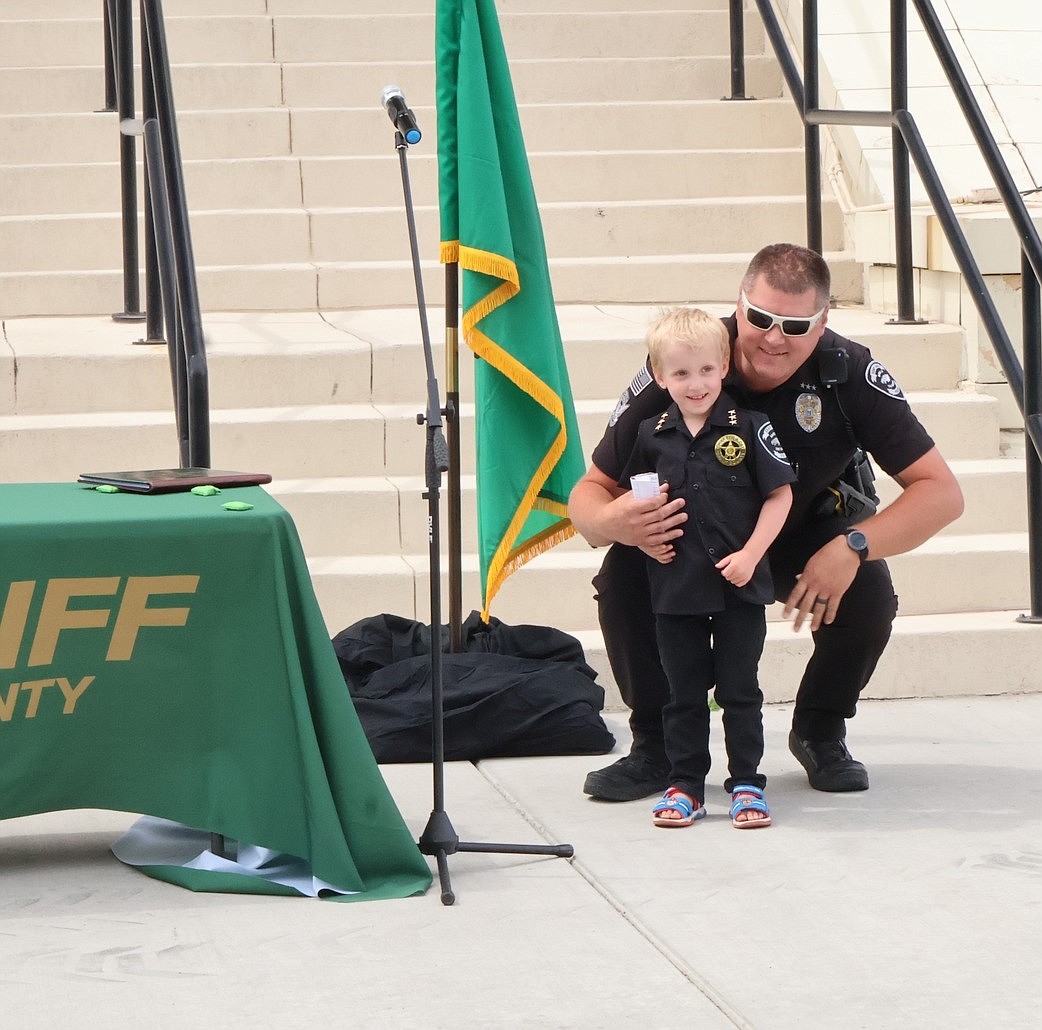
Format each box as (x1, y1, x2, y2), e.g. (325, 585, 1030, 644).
(619, 307, 795, 828)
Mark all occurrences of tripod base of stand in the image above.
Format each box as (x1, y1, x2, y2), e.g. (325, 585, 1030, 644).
(418, 808, 574, 906)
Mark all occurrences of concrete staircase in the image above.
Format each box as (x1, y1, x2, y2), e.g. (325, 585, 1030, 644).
(1, 0, 1037, 707)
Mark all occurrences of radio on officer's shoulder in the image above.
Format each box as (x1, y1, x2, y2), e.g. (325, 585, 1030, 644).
(818, 346, 849, 386)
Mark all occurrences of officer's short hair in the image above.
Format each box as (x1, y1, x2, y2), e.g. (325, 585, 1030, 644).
(742, 242, 831, 309)
(646, 307, 729, 373)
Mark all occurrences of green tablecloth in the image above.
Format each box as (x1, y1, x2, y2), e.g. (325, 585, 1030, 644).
(0, 483, 431, 901)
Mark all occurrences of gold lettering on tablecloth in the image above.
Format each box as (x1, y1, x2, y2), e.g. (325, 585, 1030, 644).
(106, 576, 200, 661)
(0, 574, 202, 723)
(0, 575, 200, 668)
(0, 582, 35, 668)
(0, 676, 95, 721)
(28, 577, 120, 666)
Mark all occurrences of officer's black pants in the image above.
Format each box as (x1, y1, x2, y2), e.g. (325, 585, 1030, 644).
(593, 521, 899, 748)
(656, 603, 768, 801)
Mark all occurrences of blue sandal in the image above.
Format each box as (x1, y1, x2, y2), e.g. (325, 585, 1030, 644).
(652, 787, 706, 828)
(730, 784, 771, 829)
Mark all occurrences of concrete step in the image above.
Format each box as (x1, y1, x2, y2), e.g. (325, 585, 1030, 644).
(0, 55, 782, 119)
(0, 96, 803, 165)
(0, 391, 1000, 514)
(0, 63, 284, 114)
(309, 196, 847, 264)
(4, 0, 738, 14)
(289, 98, 806, 157)
(0, 386, 999, 486)
(279, 55, 785, 107)
(268, 452, 1028, 561)
(0, 16, 277, 68)
(298, 148, 809, 209)
(0, 210, 311, 272)
(302, 531, 1031, 637)
(0, 250, 867, 318)
(0, 109, 294, 165)
(544, 252, 866, 308)
(270, 0, 739, 11)
(0, 306, 965, 414)
(269, 12, 764, 64)
(5, 0, 268, 15)
(878, 458, 1028, 536)
(333, 303, 967, 401)
(572, 610, 1042, 712)
(0, 147, 810, 216)
(0, 10, 759, 68)
(0, 157, 306, 217)
(1, 195, 844, 274)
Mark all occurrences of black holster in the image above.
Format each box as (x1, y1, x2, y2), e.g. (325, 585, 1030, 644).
(812, 449, 879, 521)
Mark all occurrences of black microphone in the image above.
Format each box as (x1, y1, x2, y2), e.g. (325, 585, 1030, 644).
(381, 85, 422, 145)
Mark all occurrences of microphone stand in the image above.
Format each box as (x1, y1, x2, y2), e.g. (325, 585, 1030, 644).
(389, 126, 573, 906)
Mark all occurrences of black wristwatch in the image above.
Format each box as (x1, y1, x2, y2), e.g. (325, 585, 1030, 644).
(845, 529, 869, 563)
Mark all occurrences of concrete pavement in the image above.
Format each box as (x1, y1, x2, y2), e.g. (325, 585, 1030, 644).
(2, 692, 1041, 1028)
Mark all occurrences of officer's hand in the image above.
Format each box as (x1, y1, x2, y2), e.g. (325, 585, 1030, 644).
(783, 536, 860, 631)
(639, 542, 675, 564)
(608, 483, 686, 549)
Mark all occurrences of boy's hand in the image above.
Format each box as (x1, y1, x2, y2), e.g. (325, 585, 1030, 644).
(715, 549, 755, 587)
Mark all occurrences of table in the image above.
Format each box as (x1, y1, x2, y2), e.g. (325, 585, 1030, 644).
(0, 483, 431, 902)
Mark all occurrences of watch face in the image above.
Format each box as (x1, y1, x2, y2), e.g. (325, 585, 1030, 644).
(847, 530, 868, 551)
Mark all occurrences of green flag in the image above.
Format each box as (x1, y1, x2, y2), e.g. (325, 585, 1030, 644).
(436, 0, 585, 620)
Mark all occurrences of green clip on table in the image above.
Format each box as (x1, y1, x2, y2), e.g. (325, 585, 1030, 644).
(0, 484, 431, 902)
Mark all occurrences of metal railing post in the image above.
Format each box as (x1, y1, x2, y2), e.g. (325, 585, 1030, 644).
(725, 0, 749, 100)
(99, 0, 117, 112)
(112, 0, 144, 322)
(143, 119, 190, 465)
(139, 0, 165, 346)
(802, 0, 823, 253)
(1019, 252, 1042, 622)
(141, 0, 209, 468)
(889, 0, 921, 323)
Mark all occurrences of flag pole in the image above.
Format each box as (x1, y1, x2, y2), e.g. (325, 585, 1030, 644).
(444, 260, 463, 653)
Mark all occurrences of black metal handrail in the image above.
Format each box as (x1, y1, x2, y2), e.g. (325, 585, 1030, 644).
(728, 0, 1042, 620)
(101, 0, 210, 468)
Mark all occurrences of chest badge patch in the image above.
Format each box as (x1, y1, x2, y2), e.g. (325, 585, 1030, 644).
(715, 433, 747, 467)
(795, 392, 822, 432)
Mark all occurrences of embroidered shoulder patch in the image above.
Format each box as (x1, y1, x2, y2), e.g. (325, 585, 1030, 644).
(609, 365, 655, 427)
(608, 391, 630, 427)
(758, 420, 791, 464)
(865, 359, 905, 399)
(629, 364, 654, 396)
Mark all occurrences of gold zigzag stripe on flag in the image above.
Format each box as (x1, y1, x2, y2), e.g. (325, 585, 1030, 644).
(440, 239, 576, 618)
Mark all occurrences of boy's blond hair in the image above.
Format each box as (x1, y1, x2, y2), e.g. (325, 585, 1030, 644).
(645, 307, 729, 373)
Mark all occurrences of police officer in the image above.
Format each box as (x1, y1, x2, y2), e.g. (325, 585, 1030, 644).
(569, 243, 965, 801)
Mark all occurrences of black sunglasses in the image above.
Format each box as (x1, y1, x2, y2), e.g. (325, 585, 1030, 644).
(740, 291, 826, 337)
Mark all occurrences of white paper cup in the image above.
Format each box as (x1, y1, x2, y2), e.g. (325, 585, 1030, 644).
(629, 472, 661, 499)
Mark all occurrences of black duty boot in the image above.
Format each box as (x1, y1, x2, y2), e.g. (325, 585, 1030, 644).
(583, 749, 670, 802)
(788, 731, 869, 792)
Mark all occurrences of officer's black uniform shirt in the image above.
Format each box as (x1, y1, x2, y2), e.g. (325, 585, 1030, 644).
(594, 315, 936, 534)
(619, 391, 796, 616)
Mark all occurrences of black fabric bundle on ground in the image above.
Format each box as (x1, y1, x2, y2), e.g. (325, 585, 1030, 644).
(332, 612, 616, 763)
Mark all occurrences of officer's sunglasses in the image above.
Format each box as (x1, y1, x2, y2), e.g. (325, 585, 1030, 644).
(740, 291, 826, 337)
